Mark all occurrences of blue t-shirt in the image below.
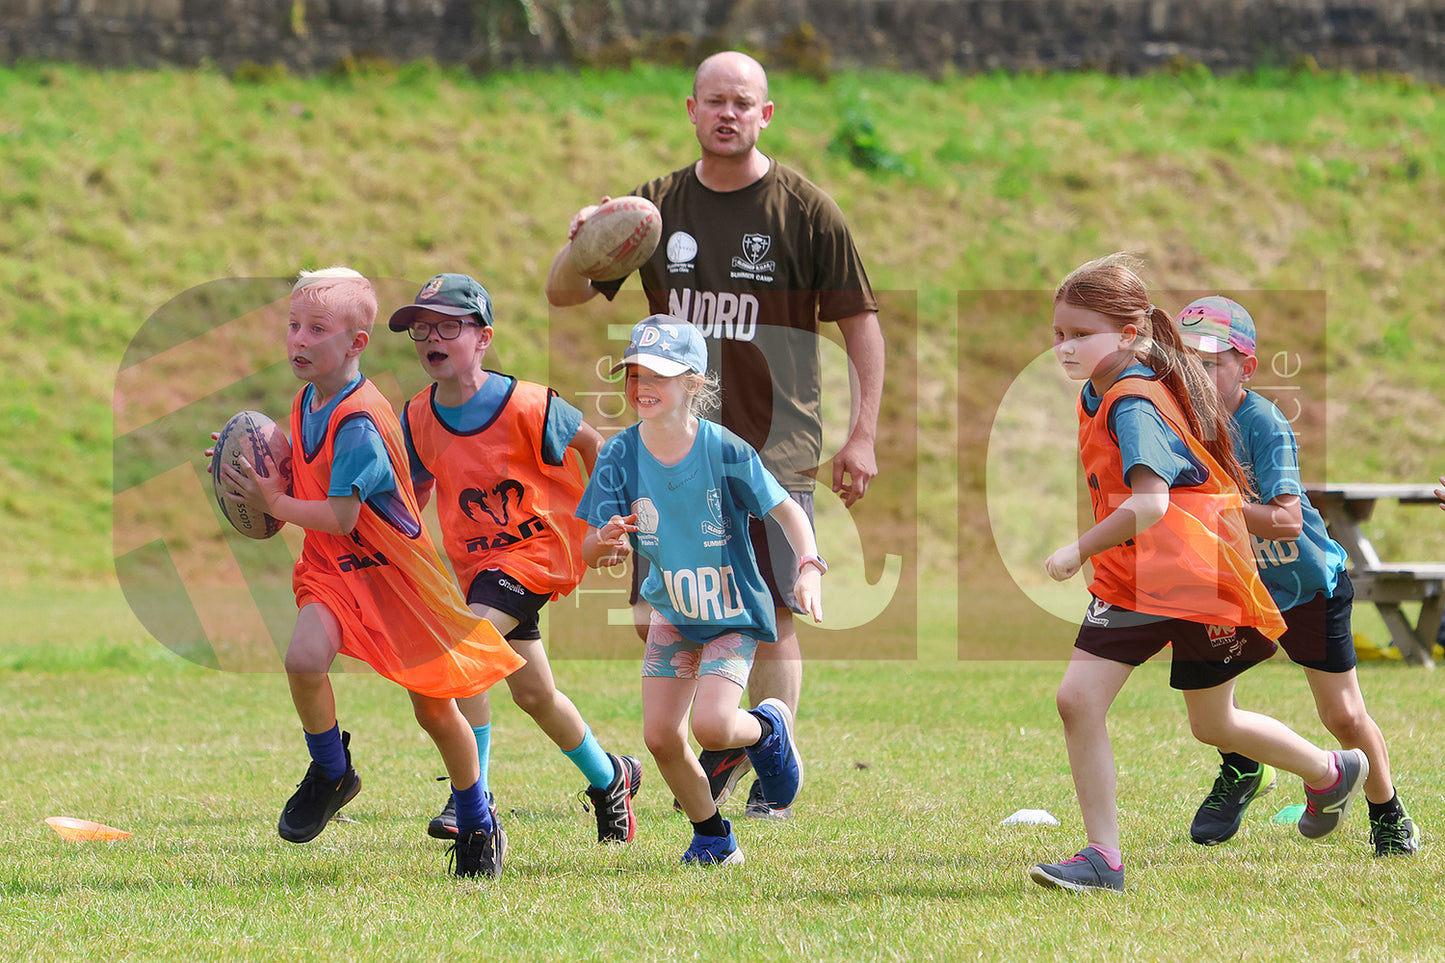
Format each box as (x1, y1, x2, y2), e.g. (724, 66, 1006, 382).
(1082, 366, 1208, 488)
(1233, 390, 1347, 610)
(576, 420, 789, 644)
(403, 373, 584, 484)
(300, 376, 397, 501)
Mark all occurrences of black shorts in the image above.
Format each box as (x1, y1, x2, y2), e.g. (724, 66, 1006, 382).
(466, 569, 549, 642)
(1276, 570, 1358, 673)
(1074, 597, 1278, 691)
(631, 491, 814, 614)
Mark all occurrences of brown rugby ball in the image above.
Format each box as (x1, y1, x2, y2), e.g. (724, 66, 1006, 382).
(211, 409, 292, 539)
(569, 196, 663, 282)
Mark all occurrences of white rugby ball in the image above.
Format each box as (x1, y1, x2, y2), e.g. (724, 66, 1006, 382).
(569, 196, 662, 282)
(211, 409, 292, 539)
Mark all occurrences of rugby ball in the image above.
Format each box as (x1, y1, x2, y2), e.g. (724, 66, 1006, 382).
(211, 409, 292, 540)
(569, 196, 662, 281)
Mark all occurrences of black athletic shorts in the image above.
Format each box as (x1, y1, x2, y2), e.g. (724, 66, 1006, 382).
(1276, 570, 1358, 673)
(1074, 596, 1278, 691)
(466, 569, 549, 642)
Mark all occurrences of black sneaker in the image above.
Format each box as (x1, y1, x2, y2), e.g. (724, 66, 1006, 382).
(427, 783, 499, 840)
(278, 730, 362, 843)
(1189, 761, 1276, 845)
(449, 820, 506, 879)
(428, 793, 458, 840)
(1370, 806, 1420, 857)
(743, 777, 793, 820)
(583, 753, 642, 843)
(672, 747, 752, 812)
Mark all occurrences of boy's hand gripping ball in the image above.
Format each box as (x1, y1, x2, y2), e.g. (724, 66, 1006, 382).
(569, 196, 662, 281)
(211, 410, 292, 539)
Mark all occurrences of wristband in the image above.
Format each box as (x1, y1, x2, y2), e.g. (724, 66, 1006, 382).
(797, 553, 828, 575)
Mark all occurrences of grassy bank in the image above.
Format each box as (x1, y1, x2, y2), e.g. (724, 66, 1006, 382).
(3, 61, 1445, 591)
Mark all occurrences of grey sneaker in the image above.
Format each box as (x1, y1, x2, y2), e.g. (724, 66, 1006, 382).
(1189, 761, 1277, 845)
(1299, 748, 1369, 840)
(699, 748, 752, 807)
(1370, 806, 1420, 857)
(1028, 848, 1124, 893)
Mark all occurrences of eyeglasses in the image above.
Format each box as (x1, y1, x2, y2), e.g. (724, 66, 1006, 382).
(407, 318, 479, 341)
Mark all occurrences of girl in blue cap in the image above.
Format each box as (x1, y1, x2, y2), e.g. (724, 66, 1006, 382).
(576, 315, 823, 865)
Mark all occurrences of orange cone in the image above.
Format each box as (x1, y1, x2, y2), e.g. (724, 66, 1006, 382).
(45, 816, 132, 841)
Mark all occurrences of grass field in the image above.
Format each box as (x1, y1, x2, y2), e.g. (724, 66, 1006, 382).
(3, 587, 1444, 962)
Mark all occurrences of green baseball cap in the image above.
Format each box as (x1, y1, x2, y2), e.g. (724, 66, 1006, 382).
(388, 273, 494, 331)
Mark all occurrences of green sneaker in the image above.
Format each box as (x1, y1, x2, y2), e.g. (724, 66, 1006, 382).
(1189, 760, 1277, 845)
(1370, 807, 1420, 857)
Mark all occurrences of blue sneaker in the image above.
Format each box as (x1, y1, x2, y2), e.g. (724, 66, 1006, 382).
(681, 819, 744, 866)
(745, 698, 803, 810)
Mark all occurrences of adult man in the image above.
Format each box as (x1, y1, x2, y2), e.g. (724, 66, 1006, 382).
(546, 51, 884, 818)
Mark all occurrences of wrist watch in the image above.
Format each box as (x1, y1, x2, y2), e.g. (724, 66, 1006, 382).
(797, 553, 828, 575)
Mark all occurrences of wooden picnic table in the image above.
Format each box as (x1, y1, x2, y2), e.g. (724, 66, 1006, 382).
(1304, 483, 1444, 668)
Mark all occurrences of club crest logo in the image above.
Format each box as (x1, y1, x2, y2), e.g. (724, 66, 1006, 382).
(732, 233, 776, 273)
(419, 276, 445, 299)
(701, 487, 729, 539)
(1085, 598, 1112, 626)
(632, 497, 660, 536)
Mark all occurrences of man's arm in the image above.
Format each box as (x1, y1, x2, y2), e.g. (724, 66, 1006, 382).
(545, 201, 609, 307)
(832, 310, 884, 508)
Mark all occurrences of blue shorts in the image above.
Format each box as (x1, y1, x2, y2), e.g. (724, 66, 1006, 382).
(642, 610, 757, 689)
(1073, 597, 1278, 691)
(1276, 570, 1358, 673)
(466, 569, 549, 642)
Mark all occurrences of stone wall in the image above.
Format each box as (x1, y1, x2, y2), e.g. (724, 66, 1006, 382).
(3, 0, 1443, 80)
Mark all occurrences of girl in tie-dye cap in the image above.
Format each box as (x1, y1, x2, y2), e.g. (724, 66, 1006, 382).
(1179, 294, 1418, 857)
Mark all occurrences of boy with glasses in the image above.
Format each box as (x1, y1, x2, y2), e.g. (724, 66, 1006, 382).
(391, 273, 643, 856)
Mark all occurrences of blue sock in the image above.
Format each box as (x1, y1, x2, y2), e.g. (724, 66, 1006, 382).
(303, 724, 347, 781)
(453, 780, 492, 836)
(562, 726, 616, 790)
(472, 725, 492, 798)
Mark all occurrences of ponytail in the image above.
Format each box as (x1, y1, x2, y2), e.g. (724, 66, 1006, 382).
(1054, 254, 1253, 497)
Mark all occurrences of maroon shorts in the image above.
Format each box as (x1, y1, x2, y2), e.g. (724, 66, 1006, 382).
(1074, 596, 1278, 691)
